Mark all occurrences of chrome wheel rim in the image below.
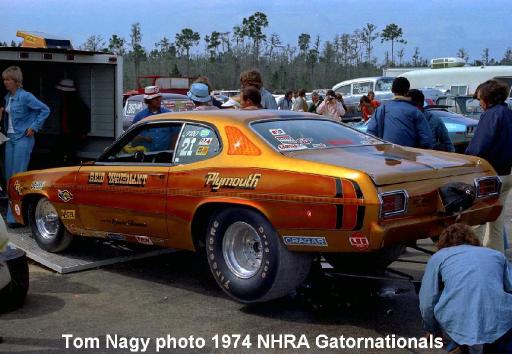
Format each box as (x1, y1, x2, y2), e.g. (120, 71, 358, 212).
(35, 198, 60, 240)
(222, 221, 263, 279)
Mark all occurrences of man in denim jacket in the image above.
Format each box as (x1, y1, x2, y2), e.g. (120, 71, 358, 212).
(2, 66, 49, 226)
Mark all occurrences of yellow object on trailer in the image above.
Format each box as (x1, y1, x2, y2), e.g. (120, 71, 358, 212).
(16, 30, 73, 49)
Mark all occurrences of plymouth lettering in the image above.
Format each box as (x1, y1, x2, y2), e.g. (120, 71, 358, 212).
(204, 172, 262, 191)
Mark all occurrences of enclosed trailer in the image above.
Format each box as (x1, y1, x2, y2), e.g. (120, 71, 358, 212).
(0, 46, 123, 169)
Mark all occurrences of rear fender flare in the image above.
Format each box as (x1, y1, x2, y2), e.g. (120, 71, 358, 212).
(190, 199, 271, 251)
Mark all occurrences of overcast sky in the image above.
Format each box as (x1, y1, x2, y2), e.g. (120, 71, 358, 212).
(2, 0, 510, 62)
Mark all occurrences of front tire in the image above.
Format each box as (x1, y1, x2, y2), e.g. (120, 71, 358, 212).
(29, 197, 73, 253)
(206, 207, 312, 303)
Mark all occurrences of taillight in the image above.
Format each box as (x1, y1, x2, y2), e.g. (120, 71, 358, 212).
(474, 176, 501, 198)
(379, 190, 408, 218)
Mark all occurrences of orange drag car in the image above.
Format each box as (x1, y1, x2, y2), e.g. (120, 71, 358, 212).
(7, 110, 502, 303)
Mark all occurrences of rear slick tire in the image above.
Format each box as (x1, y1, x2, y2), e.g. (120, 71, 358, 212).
(206, 207, 312, 303)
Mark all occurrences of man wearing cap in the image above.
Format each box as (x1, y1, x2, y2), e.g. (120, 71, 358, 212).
(55, 78, 90, 165)
(133, 86, 170, 124)
(187, 83, 219, 111)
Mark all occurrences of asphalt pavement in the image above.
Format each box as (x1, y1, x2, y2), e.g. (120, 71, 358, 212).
(1, 195, 511, 354)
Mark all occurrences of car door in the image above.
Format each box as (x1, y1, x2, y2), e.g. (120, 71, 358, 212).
(76, 121, 183, 245)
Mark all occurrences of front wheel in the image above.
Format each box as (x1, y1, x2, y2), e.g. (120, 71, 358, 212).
(29, 197, 73, 253)
(206, 207, 312, 303)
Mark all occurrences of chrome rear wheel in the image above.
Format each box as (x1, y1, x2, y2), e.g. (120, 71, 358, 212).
(222, 221, 263, 279)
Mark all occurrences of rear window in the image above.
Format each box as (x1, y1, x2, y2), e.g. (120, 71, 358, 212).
(126, 101, 143, 115)
(251, 119, 381, 151)
(375, 78, 393, 92)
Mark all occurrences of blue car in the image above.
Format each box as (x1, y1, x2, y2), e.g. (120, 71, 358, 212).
(350, 106, 478, 152)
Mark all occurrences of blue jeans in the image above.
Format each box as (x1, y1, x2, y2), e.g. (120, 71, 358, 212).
(5, 134, 35, 223)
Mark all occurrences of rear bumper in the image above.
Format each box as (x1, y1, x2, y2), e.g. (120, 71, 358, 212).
(371, 202, 502, 247)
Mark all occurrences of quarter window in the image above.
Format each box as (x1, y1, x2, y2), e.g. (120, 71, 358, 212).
(175, 124, 220, 164)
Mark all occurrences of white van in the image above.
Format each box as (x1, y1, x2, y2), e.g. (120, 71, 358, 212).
(399, 66, 512, 95)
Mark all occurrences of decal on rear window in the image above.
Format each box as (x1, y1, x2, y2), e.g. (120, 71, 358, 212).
(253, 119, 381, 151)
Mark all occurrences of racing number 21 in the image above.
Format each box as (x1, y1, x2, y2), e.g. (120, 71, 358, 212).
(179, 137, 197, 156)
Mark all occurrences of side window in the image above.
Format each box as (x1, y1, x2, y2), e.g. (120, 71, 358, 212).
(335, 84, 351, 95)
(352, 81, 373, 95)
(175, 124, 220, 164)
(101, 123, 182, 163)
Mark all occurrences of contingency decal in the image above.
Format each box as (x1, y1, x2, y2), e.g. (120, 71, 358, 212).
(108, 173, 148, 186)
(277, 143, 308, 151)
(295, 138, 312, 145)
(61, 210, 76, 220)
(204, 172, 261, 191)
(88, 172, 105, 184)
(199, 129, 211, 137)
(14, 204, 21, 216)
(198, 137, 213, 146)
(269, 128, 286, 135)
(57, 189, 73, 203)
(312, 143, 327, 148)
(196, 146, 209, 156)
(283, 236, 328, 247)
(135, 235, 153, 245)
(13, 180, 23, 195)
(349, 232, 370, 251)
(31, 181, 46, 190)
(274, 135, 296, 144)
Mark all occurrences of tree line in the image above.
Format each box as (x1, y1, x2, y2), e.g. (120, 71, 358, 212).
(2, 12, 512, 92)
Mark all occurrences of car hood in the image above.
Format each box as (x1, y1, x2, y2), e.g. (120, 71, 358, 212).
(285, 144, 487, 185)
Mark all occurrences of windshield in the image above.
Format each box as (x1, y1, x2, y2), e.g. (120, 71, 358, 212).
(375, 78, 393, 92)
(251, 119, 381, 151)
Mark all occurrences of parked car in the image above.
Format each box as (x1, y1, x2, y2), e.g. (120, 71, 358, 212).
(436, 95, 484, 120)
(123, 93, 194, 130)
(350, 105, 478, 152)
(333, 76, 395, 118)
(8, 110, 501, 303)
